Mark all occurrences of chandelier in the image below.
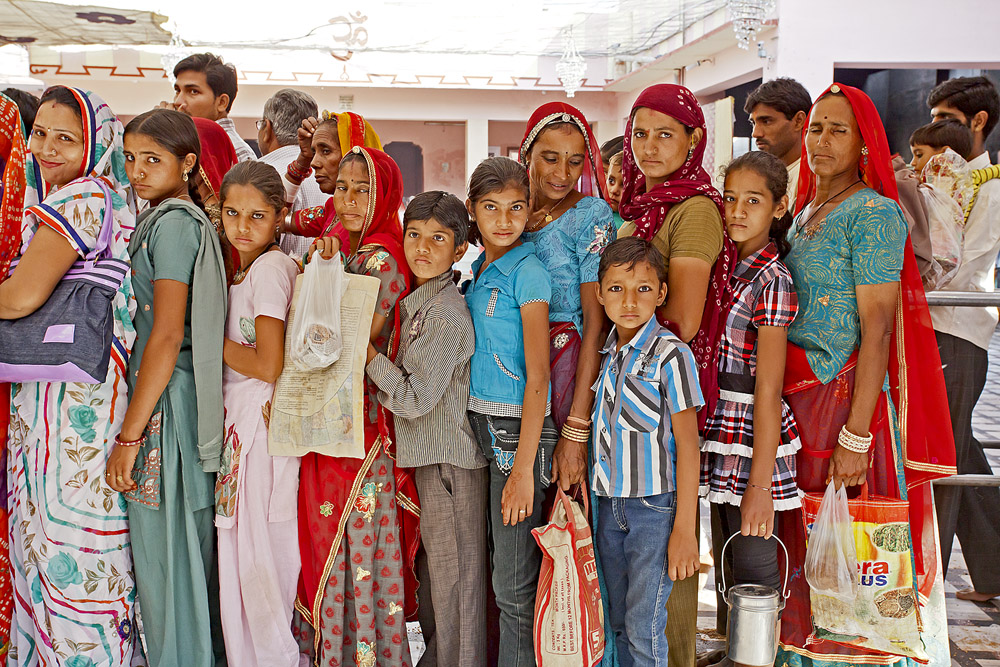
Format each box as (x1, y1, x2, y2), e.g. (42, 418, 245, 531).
(555, 28, 586, 98)
(728, 0, 774, 50)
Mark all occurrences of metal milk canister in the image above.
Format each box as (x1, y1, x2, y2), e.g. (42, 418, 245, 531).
(718, 533, 790, 667)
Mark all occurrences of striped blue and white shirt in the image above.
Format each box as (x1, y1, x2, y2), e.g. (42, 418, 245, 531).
(590, 317, 704, 498)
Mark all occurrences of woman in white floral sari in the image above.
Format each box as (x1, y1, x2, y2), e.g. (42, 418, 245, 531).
(0, 86, 138, 666)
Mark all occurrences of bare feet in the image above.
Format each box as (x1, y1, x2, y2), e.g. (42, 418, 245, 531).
(696, 649, 726, 667)
(956, 588, 999, 602)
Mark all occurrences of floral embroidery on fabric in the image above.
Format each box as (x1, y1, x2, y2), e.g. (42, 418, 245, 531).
(587, 224, 608, 254)
(365, 250, 390, 273)
(261, 400, 271, 430)
(214, 421, 242, 518)
(238, 316, 256, 345)
(146, 411, 162, 435)
(124, 445, 161, 508)
(353, 482, 383, 522)
(319, 501, 335, 517)
(355, 641, 376, 667)
(388, 602, 403, 616)
(553, 332, 570, 349)
(355, 566, 370, 581)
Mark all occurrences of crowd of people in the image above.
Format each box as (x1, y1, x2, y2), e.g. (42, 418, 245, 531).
(0, 50, 997, 667)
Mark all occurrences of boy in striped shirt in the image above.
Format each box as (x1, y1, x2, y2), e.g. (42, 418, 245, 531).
(592, 237, 704, 666)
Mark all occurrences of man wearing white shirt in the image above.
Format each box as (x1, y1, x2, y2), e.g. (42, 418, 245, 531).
(928, 75, 1000, 601)
(257, 89, 328, 258)
(166, 53, 257, 162)
(744, 78, 812, 203)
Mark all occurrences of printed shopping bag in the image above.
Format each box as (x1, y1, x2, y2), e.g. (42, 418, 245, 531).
(802, 484, 927, 661)
(531, 487, 604, 667)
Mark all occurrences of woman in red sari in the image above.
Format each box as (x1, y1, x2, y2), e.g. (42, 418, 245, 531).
(617, 83, 736, 667)
(292, 146, 419, 667)
(777, 84, 956, 667)
(192, 117, 239, 281)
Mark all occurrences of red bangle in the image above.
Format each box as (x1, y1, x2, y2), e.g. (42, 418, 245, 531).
(115, 433, 146, 448)
(287, 161, 312, 183)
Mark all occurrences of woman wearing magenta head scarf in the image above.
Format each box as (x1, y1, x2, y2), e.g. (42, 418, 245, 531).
(617, 83, 735, 667)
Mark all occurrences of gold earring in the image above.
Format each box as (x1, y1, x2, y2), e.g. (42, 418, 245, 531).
(687, 146, 694, 160)
(182, 170, 189, 182)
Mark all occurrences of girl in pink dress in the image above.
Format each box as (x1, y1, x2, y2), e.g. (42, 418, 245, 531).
(214, 161, 302, 666)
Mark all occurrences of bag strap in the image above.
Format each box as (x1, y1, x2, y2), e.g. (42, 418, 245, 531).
(84, 177, 117, 263)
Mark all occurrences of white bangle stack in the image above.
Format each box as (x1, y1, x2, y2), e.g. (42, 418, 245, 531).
(838, 425, 873, 453)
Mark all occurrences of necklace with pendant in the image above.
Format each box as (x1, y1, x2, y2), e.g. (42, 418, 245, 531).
(796, 179, 861, 237)
(233, 243, 279, 284)
(528, 191, 572, 232)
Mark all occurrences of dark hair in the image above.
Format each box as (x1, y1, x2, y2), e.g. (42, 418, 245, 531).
(3, 88, 40, 136)
(927, 76, 1000, 140)
(220, 161, 286, 213)
(39, 86, 82, 119)
(466, 156, 530, 245)
(339, 150, 368, 171)
(598, 237, 667, 285)
(608, 151, 624, 169)
(909, 119, 973, 160)
(720, 151, 793, 257)
(524, 121, 584, 162)
(263, 89, 318, 146)
(124, 109, 204, 209)
(600, 135, 624, 164)
(173, 53, 239, 112)
(403, 191, 470, 247)
(744, 77, 812, 120)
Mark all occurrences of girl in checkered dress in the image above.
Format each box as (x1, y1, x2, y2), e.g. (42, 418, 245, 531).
(701, 151, 802, 593)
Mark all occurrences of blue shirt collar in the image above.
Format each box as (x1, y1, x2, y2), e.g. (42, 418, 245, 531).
(470, 241, 537, 280)
(600, 315, 664, 356)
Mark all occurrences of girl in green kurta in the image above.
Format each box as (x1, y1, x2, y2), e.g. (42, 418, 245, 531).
(105, 109, 228, 666)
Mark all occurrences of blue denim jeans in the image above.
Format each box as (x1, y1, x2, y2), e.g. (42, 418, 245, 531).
(597, 492, 676, 667)
(468, 411, 557, 667)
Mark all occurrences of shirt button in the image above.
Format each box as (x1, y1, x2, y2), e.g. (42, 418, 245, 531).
(600, 455, 607, 462)
(144, 304, 150, 311)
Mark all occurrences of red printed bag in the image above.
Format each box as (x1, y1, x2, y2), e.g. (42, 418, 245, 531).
(531, 487, 605, 667)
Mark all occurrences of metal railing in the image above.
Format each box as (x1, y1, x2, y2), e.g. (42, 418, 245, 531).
(923, 291, 1000, 485)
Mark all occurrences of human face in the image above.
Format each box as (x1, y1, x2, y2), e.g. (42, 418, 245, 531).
(29, 101, 85, 188)
(606, 161, 623, 213)
(723, 168, 787, 259)
(221, 183, 285, 266)
(597, 260, 666, 346)
(123, 133, 196, 206)
(631, 107, 699, 190)
(909, 143, 945, 174)
(805, 95, 863, 180)
(749, 103, 804, 165)
(528, 124, 586, 205)
(172, 70, 226, 120)
(404, 217, 468, 286)
(333, 159, 371, 234)
(310, 125, 343, 193)
(468, 186, 528, 253)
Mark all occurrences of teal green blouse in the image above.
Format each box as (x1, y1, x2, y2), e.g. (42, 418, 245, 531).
(785, 189, 907, 383)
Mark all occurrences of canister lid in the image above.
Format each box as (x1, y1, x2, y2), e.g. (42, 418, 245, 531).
(729, 584, 781, 610)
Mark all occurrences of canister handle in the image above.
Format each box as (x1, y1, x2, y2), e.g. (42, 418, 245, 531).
(717, 531, 790, 602)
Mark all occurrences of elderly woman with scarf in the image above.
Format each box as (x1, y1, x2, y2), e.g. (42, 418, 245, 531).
(280, 110, 383, 242)
(616, 83, 735, 667)
(0, 86, 138, 666)
(518, 102, 615, 489)
(292, 147, 420, 667)
(776, 84, 955, 667)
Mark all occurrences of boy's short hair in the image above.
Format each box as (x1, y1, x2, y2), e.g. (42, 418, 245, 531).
(744, 77, 812, 119)
(608, 151, 624, 169)
(928, 76, 1000, 140)
(403, 191, 470, 247)
(600, 135, 625, 164)
(909, 119, 973, 159)
(173, 53, 239, 112)
(598, 237, 667, 286)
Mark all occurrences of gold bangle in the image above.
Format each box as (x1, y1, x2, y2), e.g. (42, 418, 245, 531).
(565, 415, 592, 427)
(838, 425, 872, 453)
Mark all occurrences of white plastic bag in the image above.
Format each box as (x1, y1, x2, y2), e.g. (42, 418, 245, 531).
(288, 251, 345, 371)
(804, 481, 858, 603)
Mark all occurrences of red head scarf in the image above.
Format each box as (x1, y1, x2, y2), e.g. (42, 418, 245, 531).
(519, 102, 608, 199)
(193, 117, 238, 199)
(620, 83, 736, 430)
(0, 93, 26, 279)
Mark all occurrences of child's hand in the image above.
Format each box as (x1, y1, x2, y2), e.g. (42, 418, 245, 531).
(740, 484, 775, 539)
(501, 467, 534, 527)
(105, 443, 141, 493)
(667, 528, 699, 581)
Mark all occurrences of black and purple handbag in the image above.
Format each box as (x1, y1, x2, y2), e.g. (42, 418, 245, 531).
(0, 178, 128, 384)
